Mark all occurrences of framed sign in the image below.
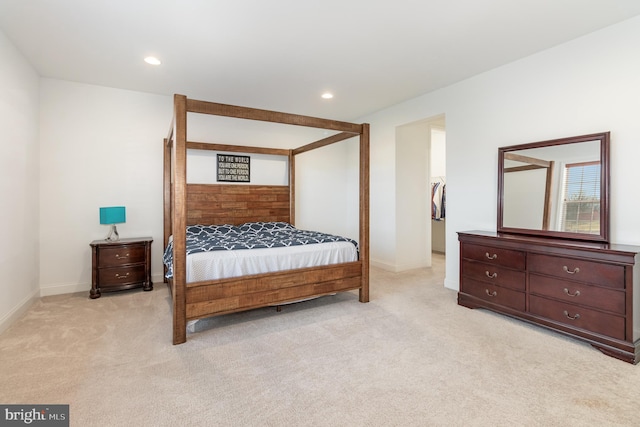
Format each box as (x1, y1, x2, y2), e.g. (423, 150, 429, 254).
(217, 154, 250, 182)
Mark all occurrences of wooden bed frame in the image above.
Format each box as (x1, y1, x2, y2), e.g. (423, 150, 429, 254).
(164, 95, 370, 344)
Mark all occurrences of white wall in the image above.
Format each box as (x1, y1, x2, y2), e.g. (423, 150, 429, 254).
(0, 29, 40, 332)
(38, 80, 171, 295)
(361, 15, 640, 289)
(430, 128, 446, 178)
(503, 168, 547, 229)
(187, 151, 289, 185)
(395, 121, 430, 270)
(295, 140, 356, 240)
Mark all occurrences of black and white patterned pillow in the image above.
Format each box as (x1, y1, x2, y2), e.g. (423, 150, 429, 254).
(238, 221, 295, 233)
(187, 224, 237, 236)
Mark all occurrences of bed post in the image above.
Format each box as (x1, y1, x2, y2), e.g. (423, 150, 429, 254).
(359, 123, 370, 303)
(289, 149, 295, 224)
(172, 94, 188, 344)
(163, 138, 172, 279)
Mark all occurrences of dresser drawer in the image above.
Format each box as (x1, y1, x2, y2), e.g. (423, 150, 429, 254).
(461, 244, 525, 269)
(462, 260, 525, 291)
(529, 295, 625, 340)
(98, 265, 146, 287)
(528, 253, 624, 289)
(98, 245, 146, 267)
(530, 274, 625, 314)
(461, 277, 525, 311)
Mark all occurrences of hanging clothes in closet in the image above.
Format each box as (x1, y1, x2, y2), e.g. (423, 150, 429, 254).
(431, 180, 446, 220)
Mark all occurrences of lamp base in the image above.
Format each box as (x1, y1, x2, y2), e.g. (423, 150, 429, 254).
(105, 224, 120, 241)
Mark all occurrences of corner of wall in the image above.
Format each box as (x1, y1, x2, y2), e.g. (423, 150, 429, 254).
(0, 289, 39, 336)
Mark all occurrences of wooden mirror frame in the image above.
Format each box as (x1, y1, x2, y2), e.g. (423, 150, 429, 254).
(497, 132, 610, 243)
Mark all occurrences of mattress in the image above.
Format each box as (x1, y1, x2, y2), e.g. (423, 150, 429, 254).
(163, 222, 358, 282)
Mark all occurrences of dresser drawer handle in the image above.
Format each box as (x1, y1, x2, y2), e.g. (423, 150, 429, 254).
(563, 288, 581, 297)
(563, 266, 580, 275)
(485, 271, 497, 279)
(485, 289, 497, 297)
(563, 310, 580, 320)
(485, 252, 498, 260)
(115, 253, 130, 260)
(115, 272, 130, 279)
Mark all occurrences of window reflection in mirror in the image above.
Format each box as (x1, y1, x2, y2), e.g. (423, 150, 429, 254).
(559, 160, 600, 234)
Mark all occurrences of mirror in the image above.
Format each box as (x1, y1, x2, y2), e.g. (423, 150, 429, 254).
(498, 132, 610, 242)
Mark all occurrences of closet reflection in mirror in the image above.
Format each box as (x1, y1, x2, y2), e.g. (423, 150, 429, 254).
(498, 132, 609, 242)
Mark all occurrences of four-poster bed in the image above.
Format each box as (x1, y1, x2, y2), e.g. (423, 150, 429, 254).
(164, 95, 370, 344)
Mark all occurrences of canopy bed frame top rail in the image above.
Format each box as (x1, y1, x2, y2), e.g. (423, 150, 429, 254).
(164, 94, 370, 344)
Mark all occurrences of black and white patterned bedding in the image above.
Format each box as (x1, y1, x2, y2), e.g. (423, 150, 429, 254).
(163, 221, 358, 278)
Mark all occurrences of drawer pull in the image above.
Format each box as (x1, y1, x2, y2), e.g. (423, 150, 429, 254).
(563, 310, 580, 320)
(485, 252, 498, 260)
(115, 253, 130, 259)
(485, 271, 497, 279)
(115, 272, 130, 279)
(485, 289, 497, 297)
(563, 266, 580, 275)
(563, 288, 581, 297)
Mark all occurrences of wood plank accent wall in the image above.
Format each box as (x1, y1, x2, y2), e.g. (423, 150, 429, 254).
(186, 184, 291, 226)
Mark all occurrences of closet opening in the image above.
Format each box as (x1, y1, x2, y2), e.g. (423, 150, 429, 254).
(430, 121, 446, 256)
(395, 114, 445, 272)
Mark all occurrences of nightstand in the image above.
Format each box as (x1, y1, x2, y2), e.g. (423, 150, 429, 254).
(90, 237, 153, 299)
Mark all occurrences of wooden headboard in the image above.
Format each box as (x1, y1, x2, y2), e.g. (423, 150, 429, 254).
(186, 184, 290, 226)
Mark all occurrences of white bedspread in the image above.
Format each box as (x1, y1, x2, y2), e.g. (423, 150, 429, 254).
(185, 240, 358, 283)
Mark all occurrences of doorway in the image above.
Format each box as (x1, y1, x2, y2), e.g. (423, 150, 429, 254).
(430, 121, 446, 255)
(395, 114, 445, 271)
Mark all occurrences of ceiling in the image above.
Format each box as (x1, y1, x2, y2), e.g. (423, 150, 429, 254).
(1, 0, 640, 122)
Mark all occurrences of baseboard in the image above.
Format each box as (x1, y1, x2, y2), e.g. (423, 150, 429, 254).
(370, 259, 398, 271)
(370, 259, 429, 272)
(0, 289, 39, 336)
(444, 276, 459, 291)
(152, 273, 165, 286)
(39, 273, 166, 297)
(40, 282, 90, 297)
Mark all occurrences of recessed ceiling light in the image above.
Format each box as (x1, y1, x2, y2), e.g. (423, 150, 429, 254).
(144, 56, 161, 65)
(321, 92, 334, 99)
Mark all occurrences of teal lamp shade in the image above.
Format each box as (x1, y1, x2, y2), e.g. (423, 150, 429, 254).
(100, 206, 126, 241)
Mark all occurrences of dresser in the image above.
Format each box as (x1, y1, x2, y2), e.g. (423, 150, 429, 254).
(90, 237, 153, 298)
(458, 231, 640, 364)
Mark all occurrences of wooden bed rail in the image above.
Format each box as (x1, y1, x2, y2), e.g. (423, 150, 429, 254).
(185, 98, 363, 134)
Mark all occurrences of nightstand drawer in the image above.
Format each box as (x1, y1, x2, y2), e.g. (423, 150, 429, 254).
(98, 265, 146, 287)
(530, 295, 625, 340)
(99, 245, 146, 267)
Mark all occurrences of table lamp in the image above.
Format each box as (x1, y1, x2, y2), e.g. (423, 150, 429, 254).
(100, 206, 126, 241)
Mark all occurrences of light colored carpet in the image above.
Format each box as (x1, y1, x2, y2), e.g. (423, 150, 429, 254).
(1, 254, 640, 426)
